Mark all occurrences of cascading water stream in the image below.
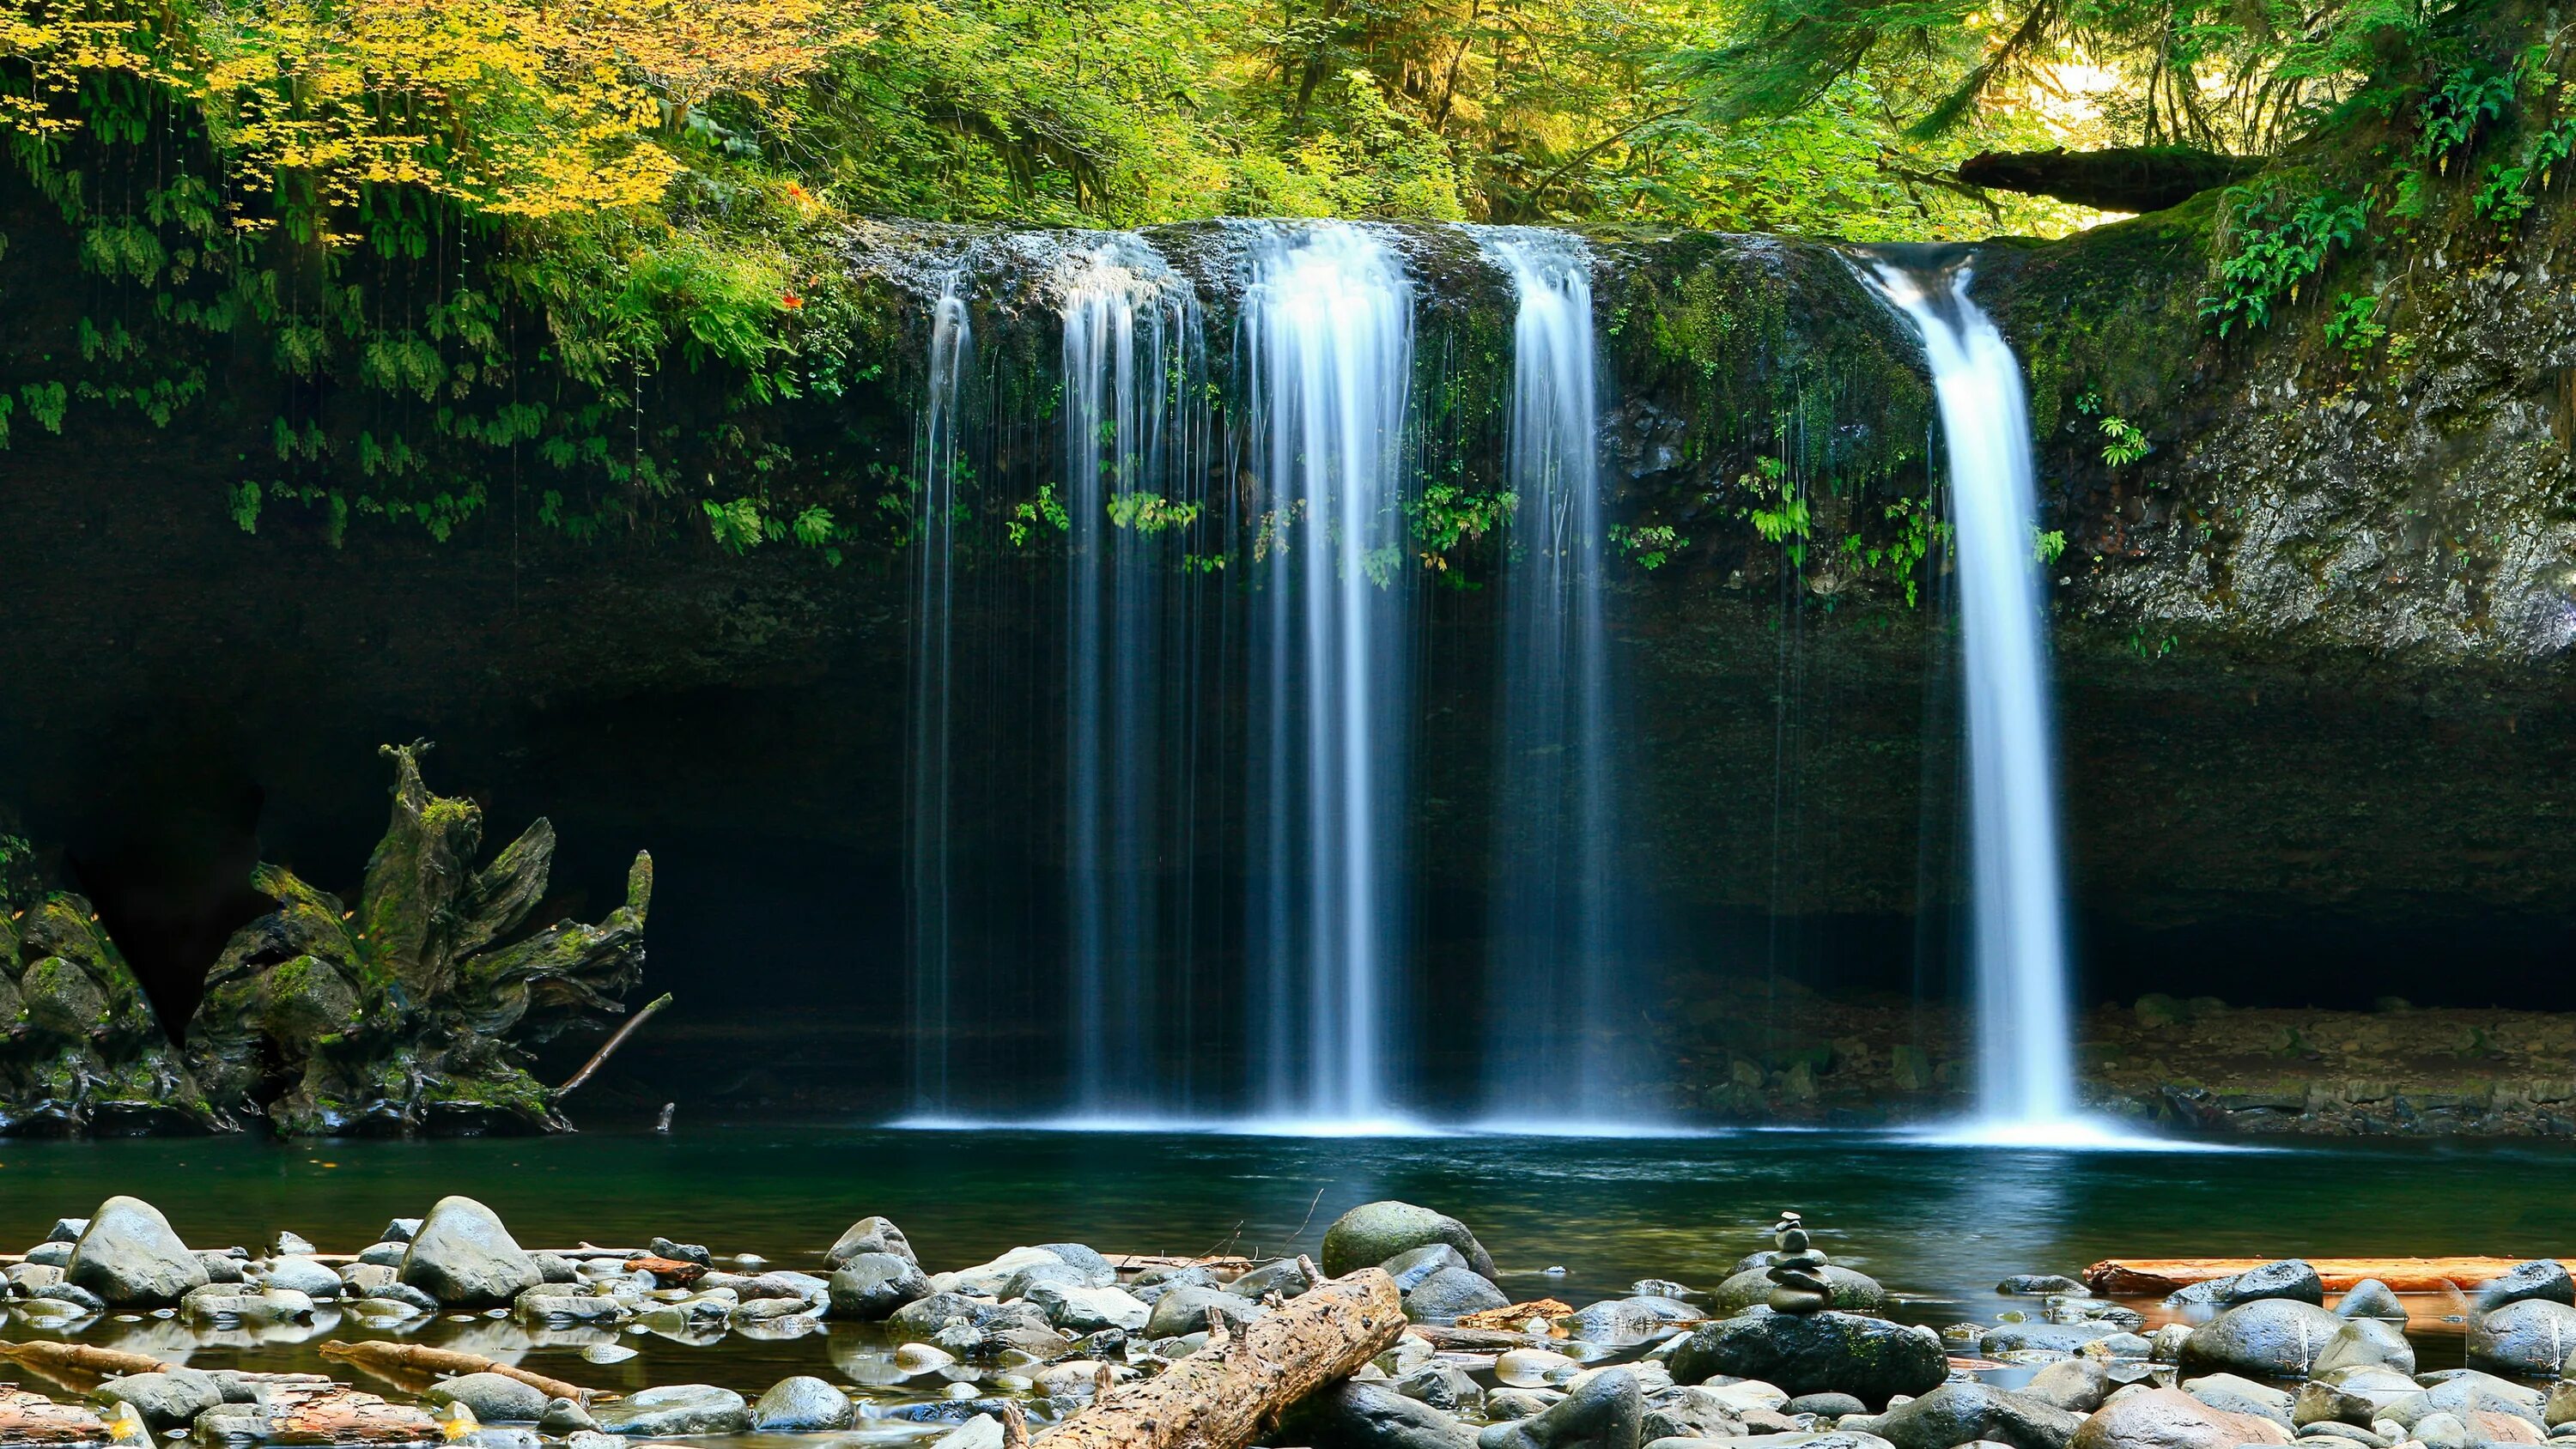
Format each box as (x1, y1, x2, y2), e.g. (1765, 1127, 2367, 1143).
(1860, 253, 2092, 1142)
(906, 271, 973, 1114)
(1055, 237, 1208, 1116)
(1472, 227, 1635, 1125)
(1240, 222, 1417, 1129)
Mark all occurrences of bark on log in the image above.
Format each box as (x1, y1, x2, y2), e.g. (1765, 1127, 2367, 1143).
(318, 1340, 606, 1403)
(1038, 1265, 1402, 1449)
(623, 1255, 708, 1286)
(2085, 1257, 2531, 1295)
(1955, 146, 2262, 212)
(266, 1388, 441, 1446)
(0, 1387, 109, 1444)
(0, 1341, 170, 1379)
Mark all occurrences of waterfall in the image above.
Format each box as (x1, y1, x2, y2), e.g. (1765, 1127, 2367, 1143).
(907, 272, 973, 1114)
(1239, 222, 1417, 1128)
(1860, 252, 2085, 1138)
(1473, 227, 1633, 1125)
(1054, 236, 1209, 1116)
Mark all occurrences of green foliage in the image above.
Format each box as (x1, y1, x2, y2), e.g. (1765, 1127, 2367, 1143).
(1410, 482, 1512, 579)
(2098, 415, 2150, 465)
(1008, 482, 1072, 547)
(1834, 495, 1939, 607)
(1107, 492, 1202, 534)
(2200, 185, 2366, 336)
(2324, 289, 2388, 358)
(1740, 456, 1811, 567)
(2033, 528, 2066, 566)
(2415, 64, 2514, 171)
(1609, 522, 1686, 571)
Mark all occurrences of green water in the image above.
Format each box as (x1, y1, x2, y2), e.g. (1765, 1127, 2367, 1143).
(3, 1125, 2567, 1428)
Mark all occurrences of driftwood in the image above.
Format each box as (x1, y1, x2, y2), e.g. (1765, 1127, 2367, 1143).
(2086, 1256, 2532, 1295)
(1107, 1254, 1255, 1275)
(1455, 1299, 1573, 1331)
(1955, 146, 2263, 213)
(0, 1341, 168, 1380)
(623, 1255, 708, 1287)
(0, 1387, 108, 1444)
(556, 993, 672, 1095)
(262, 1386, 441, 1446)
(1039, 1264, 1401, 1449)
(1411, 1325, 1541, 1350)
(319, 1340, 605, 1404)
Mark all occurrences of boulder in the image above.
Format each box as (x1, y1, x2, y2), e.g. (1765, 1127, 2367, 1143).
(2295, 1367, 2417, 1428)
(1231, 1258, 1319, 1300)
(1386, 1245, 1476, 1293)
(1840, 1384, 2086, 1449)
(1790, 1394, 1869, 1418)
(1145, 1284, 1267, 1339)
(94, 1369, 224, 1431)
(2474, 1262, 2575, 1314)
(828, 1252, 932, 1320)
(2022, 1361, 2111, 1415)
(945, 1246, 1068, 1297)
(824, 1216, 916, 1269)
(1564, 1297, 1701, 1348)
(1323, 1202, 1498, 1281)
(592, 1385, 750, 1437)
(1400, 1364, 1486, 1415)
(1667, 1312, 1945, 1408)
(2310, 1319, 2413, 1376)
(2170, 1262, 2323, 1310)
(2178, 1299, 2344, 1379)
(66, 1197, 209, 1307)
(2067, 1387, 2292, 1449)
(1478, 1365, 1643, 1449)
(1406, 1267, 1511, 1325)
(2001, 1276, 2091, 1297)
(2179, 1374, 2293, 1429)
(1027, 1282, 1151, 1334)
(426, 1373, 553, 1423)
(1712, 1266, 1891, 1316)
(2469, 1298, 2576, 1377)
(399, 1197, 542, 1307)
(750, 1376, 854, 1432)
(253, 1256, 343, 1300)
(1282, 1379, 1479, 1449)
(2333, 1281, 2405, 1322)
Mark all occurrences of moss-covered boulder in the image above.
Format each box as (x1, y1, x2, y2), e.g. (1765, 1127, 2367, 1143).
(1320, 1201, 1498, 1281)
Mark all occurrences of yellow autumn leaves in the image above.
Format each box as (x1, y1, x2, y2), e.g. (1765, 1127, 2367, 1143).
(3, 0, 866, 230)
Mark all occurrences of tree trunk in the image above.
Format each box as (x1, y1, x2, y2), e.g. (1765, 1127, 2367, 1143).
(1956, 146, 2261, 213)
(1039, 1265, 1401, 1449)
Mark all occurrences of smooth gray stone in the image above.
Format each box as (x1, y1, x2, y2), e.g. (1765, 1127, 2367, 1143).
(67, 1197, 208, 1307)
(1479, 1366, 1643, 1449)
(1323, 1202, 1498, 1281)
(1283, 1379, 1479, 1449)
(1839, 1383, 2087, 1449)
(425, 1373, 552, 1423)
(1668, 1312, 1945, 1408)
(2468, 1298, 2576, 1376)
(2179, 1299, 2345, 1379)
(399, 1197, 541, 1307)
(750, 1375, 854, 1432)
(592, 1384, 750, 1437)
(2335, 1281, 2406, 1322)
(95, 1369, 223, 1431)
(823, 1215, 916, 1268)
(829, 1252, 932, 1320)
(1406, 1267, 1510, 1326)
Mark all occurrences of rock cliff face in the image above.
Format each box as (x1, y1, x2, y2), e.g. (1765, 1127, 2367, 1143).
(4, 163, 2574, 1110)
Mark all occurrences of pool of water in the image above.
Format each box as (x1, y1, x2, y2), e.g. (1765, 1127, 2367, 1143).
(2, 1124, 2566, 1422)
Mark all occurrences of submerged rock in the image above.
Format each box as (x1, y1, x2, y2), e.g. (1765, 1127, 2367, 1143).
(1324, 1202, 1498, 1281)
(1667, 1312, 1945, 1407)
(67, 1197, 209, 1307)
(400, 1197, 541, 1307)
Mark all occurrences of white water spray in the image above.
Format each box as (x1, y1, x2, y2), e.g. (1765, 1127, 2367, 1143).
(1862, 254, 2087, 1141)
(907, 272, 973, 1113)
(1241, 222, 1417, 1128)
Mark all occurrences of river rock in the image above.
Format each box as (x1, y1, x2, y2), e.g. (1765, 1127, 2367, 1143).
(829, 1252, 933, 1319)
(945, 1246, 1067, 1296)
(1983, 1320, 2122, 1355)
(2328, 1280, 2403, 1321)
(1713, 1265, 1890, 1315)
(66, 1197, 208, 1307)
(1283, 1379, 1479, 1449)
(1403, 1364, 1487, 1414)
(95, 1368, 224, 1431)
(2379, 1373, 2544, 1434)
(2071, 1387, 2293, 1449)
(2309, 1319, 2412, 1375)
(1406, 1267, 1511, 1325)
(2001, 1276, 2091, 1297)
(2172, 1262, 2324, 1310)
(2021, 1360, 2110, 1415)
(1668, 1312, 1944, 1407)
(1146, 1283, 1268, 1338)
(33, 1281, 105, 1313)
(1385, 1245, 1476, 1293)
(2470, 1298, 2576, 1376)
(253, 1256, 343, 1300)
(2180, 1374, 2294, 1429)
(1566, 1297, 1701, 1347)
(594, 1384, 750, 1437)
(2474, 1262, 2574, 1313)
(399, 1197, 541, 1307)
(929, 1417, 1006, 1449)
(750, 1376, 854, 1432)
(1479, 1365, 1642, 1449)
(177, 1284, 314, 1326)
(23, 1241, 73, 1268)
(426, 1373, 552, 1422)
(1840, 1384, 2087, 1449)
(824, 1215, 916, 1268)
(2296, 1367, 2419, 1428)
(537, 1399, 599, 1436)
(2178, 1299, 2343, 1379)
(1324, 1202, 1498, 1281)
(1028, 1281, 1151, 1334)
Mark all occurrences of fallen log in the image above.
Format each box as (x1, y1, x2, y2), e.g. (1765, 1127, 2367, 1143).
(1955, 145, 2262, 212)
(2085, 1257, 2533, 1296)
(318, 1340, 606, 1404)
(0, 1341, 168, 1381)
(1410, 1325, 1539, 1350)
(0, 1387, 109, 1445)
(622, 1255, 707, 1287)
(265, 1387, 441, 1446)
(1106, 1254, 1255, 1275)
(1039, 1263, 1402, 1448)
(1456, 1298, 1572, 1331)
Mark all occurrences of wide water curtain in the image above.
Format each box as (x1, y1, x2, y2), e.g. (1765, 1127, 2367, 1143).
(1057, 239, 1209, 1117)
(1479, 228, 1628, 1123)
(908, 274, 973, 1114)
(1866, 258, 2078, 1133)
(1243, 224, 1418, 1126)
